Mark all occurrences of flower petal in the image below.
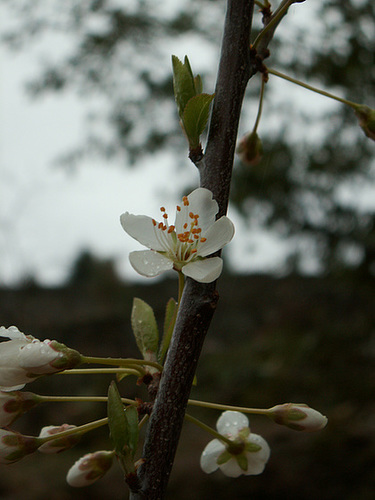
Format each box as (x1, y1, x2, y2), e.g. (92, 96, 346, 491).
(175, 188, 218, 234)
(19, 341, 60, 371)
(200, 439, 224, 474)
(129, 250, 173, 277)
(187, 188, 219, 232)
(198, 216, 235, 257)
(182, 257, 223, 283)
(216, 411, 249, 437)
(120, 213, 165, 251)
(244, 434, 271, 475)
(0, 326, 27, 341)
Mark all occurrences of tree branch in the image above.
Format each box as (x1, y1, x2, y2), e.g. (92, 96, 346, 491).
(130, 1, 255, 498)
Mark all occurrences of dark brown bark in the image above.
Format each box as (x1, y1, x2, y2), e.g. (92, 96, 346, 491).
(130, 1, 255, 498)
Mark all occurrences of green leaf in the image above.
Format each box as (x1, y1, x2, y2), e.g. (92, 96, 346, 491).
(172, 55, 197, 118)
(194, 74, 203, 94)
(158, 297, 177, 362)
(107, 381, 128, 454)
(125, 406, 139, 458)
(131, 298, 159, 358)
(182, 93, 215, 149)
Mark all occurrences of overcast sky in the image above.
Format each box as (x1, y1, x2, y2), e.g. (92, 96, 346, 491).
(1, 1, 373, 287)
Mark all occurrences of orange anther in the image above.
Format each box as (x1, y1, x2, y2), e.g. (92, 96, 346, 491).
(184, 223, 188, 229)
(188, 239, 194, 243)
(191, 249, 197, 254)
(168, 226, 175, 233)
(163, 214, 168, 219)
(177, 205, 181, 212)
(160, 207, 166, 212)
(189, 212, 194, 219)
(200, 237, 207, 243)
(158, 222, 164, 229)
(152, 219, 157, 226)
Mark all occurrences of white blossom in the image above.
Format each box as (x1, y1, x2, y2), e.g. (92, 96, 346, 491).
(0, 326, 82, 391)
(200, 411, 270, 477)
(120, 188, 234, 283)
(66, 450, 115, 487)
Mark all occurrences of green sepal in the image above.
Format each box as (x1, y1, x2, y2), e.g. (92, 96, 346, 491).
(158, 297, 177, 363)
(125, 406, 139, 458)
(217, 449, 232, 465)
(236, 453, 249, 471)
(172, 55, 197, 119)
(107, 381, 128, 454)
(131, 298, 159, 358)
(245, 441, 262, 453)
(182, 93, 215, 149)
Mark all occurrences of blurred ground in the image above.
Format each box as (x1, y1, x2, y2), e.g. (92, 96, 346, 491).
(0, 255, 374, 499)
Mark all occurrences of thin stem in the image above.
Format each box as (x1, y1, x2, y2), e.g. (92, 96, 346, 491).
(58, 367, 144, 377)
(187, 398, 270, 416)
(81, 356, 163, 372)
(184, 413, 233, 447)
(268, 67, 358, 108)
(39, 417, 109, 443)
(37, 394, 137, 406)
(253, 0, 293, 49)
(253, 75, 266, 133)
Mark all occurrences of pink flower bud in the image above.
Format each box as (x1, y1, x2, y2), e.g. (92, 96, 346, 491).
(66, 450, 115, 487)
(269, 403, 328, 432)
(38, 424, 81, 454)
(0, 429, 39, 464)
(0, 390, 40, 427)
(0, 326, 82, 391)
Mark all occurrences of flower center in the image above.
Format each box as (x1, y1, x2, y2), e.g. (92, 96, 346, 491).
(151, 195, 207, 264)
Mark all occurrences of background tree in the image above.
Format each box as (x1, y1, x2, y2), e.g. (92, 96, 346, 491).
(1, 0, 374, 275)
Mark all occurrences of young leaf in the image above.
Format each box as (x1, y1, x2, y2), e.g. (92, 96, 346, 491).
(182, 93, 215, 149)
(125, 406, 139, 458)
(131, 298, 159, 358)
(107, 381, 128, 454)
(172, 55, 197, 118)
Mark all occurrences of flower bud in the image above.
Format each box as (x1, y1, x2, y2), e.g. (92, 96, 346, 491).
(66, 450, 115, 487)
(269, 403, 327, 432)
(236, 131, 263, 166)
(0, 429, 39, 464)
(353, 105, 375, 141)
(0, 390, 41, 427)
(38, 424, 80, 454)
(0, 326, 82, 391)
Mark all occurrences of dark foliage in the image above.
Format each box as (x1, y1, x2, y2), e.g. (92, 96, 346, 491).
(0, 254, 373, 499)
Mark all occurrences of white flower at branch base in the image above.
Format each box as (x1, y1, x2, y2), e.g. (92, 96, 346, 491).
(120, 188, 235, 283)
(200, 411, 270, 478)
(38, 424, 80, 454)
(0, 326, 82, 391)
(66, 450, 115, 487)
